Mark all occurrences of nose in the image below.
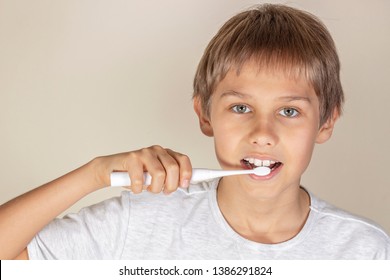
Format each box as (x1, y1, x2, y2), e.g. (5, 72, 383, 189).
(249, 118, 278, 147)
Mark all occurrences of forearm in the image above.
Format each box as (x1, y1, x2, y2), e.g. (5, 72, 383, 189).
(0, 159, 104, 259)
(0, 147, 192, 259)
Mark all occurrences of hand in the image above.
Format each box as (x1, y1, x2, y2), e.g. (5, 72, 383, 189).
(94, 145, 192, 194)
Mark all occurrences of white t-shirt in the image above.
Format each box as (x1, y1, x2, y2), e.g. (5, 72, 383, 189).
(28, 179, 390, 259)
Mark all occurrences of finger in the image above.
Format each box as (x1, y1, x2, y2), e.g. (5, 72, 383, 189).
(157, 150, 180, 194)
(166, 149, 192, 189)
(122, 151, 144, 194)
(146, 165, 166, 194)
(141, 146, 167, 193)
(127, 159, 144, 194)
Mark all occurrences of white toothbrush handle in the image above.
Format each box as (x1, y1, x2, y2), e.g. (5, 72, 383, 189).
(110, 168, 254, 187)
(190, 168, 251, 182)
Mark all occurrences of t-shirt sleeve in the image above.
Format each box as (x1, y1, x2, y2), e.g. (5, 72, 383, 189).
(27, 192, 131, 259)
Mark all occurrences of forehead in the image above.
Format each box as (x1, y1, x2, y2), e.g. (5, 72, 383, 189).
(214, 60, 316, 99)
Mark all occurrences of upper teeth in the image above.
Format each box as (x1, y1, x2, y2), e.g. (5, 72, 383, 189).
(244, 157, 276, 167)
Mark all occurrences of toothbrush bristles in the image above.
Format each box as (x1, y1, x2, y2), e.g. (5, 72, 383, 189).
(253, 166, 271, 176)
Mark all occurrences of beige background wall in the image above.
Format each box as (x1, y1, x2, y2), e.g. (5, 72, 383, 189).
(1, 0, 389, 233)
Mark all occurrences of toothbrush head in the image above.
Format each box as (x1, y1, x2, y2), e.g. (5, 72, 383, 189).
(252, 166, 271, 176)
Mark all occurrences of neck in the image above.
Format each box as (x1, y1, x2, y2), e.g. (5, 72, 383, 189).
(217, 177, 310, 244)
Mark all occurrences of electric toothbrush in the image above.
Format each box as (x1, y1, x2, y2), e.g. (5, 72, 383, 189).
(110, 166, 271, 187)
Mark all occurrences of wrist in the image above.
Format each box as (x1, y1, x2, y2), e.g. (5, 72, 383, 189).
(88, 156, 112, 190)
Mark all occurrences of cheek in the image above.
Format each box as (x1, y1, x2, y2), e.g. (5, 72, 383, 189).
(213, 117, 245, 144)
(213, 126, 238, 152)
(210, 111, 237, 139)
(284, 127, 317, 166)
(211, 120, 243, 166)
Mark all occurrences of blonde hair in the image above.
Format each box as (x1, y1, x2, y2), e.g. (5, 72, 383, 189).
(193, 4, 344, 125)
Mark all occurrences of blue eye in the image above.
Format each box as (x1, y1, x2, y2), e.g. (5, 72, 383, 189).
(279, 107, 299, 117)
(232, 104, 251, 114)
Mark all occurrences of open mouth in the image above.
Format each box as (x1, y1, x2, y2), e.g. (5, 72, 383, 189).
(241, 157, 282, 172)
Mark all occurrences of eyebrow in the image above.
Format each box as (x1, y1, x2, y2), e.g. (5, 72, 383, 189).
(278, 96, 312, 103)
(219, 91, 252, 99)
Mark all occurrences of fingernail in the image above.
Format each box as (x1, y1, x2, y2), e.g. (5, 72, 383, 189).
(181, 179, 190, 188)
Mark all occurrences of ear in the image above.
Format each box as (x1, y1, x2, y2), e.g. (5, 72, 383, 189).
(193, 96, 214, 137)
(316, 109, 340, 144)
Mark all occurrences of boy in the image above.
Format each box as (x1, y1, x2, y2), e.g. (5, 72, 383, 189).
(0, 4, 389, 259)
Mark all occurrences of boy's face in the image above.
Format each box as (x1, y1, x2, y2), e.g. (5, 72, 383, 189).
(194, 61, 337, 197)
